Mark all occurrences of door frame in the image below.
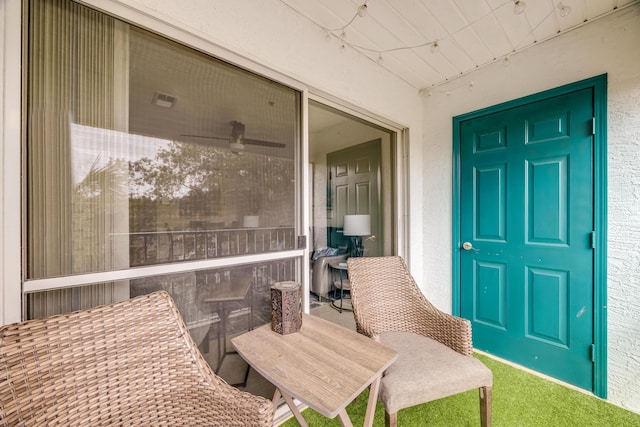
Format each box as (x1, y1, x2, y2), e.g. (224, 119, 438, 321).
(307, 94, 409, 262)
(451, 74, 608, 398)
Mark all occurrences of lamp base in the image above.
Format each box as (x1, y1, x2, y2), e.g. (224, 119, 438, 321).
(349, 236, 365, 257)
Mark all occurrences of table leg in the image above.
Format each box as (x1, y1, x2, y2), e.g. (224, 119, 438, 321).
(339, 271, 344, 312)
(337, 409, 354, 427)
(216, 302, 224, 371)
(273, 388, 308, 427)
(273, 387, 357, 427)
(271, 388, 281, 407)
(363, 375, 382, 427)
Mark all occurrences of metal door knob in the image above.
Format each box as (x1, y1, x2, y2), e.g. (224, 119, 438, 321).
(462, 242, 474, 251)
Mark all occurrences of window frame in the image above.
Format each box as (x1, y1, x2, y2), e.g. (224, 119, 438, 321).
(1, 0, 23, 324)
(21, 0, 308, 315)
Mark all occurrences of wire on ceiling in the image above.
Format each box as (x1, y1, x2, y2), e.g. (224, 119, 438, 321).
(320, 0, 530, 65)
(317, 0, 580, 92)
(282, 0, 627, 93)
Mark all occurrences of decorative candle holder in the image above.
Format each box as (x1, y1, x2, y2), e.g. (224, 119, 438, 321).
(270, 281, 302, 335)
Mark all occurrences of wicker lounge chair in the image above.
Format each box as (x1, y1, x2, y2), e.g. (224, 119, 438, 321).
(0, 291, 274, 426)
(347, 256, 492, 427)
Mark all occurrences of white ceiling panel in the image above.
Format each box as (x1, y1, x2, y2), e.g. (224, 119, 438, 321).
(381, 51, 443, 88)
(486, 0, 508, 8)
(386, 1, 446, 42)
(524, 1, 557, 38)
(279, 0, 345, 30)
(364, 1, 426, 47)
(347, 18, 397, 51)
(451, 26, 494, 67)
(452, 0, 493, 24)
(419, 48, 463, 80)
(586, 0, 616, 16)
(436, 37, 477, 76)
(531, 12, 561, 43)
(423, 0, 469, 34)
(494, 3, 534, 48)
(279, 0, 638, 90)
(472, 13, 514, 56)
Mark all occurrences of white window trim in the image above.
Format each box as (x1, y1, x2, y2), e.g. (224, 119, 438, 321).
(24, 250, 305, 293)
(1, 0, 23, 325)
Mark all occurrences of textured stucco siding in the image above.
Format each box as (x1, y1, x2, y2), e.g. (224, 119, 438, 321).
(607, 65, 640, 411)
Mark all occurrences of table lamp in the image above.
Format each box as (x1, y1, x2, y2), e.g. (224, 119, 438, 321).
(343, 214, 371, 257)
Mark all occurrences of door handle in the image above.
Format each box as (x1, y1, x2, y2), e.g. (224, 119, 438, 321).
(462, 242, 477, 251)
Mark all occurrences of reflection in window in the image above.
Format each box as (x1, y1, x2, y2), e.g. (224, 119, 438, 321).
(25, 0, 300, 339)
(27, 0, 299, 282)
(68, 123, 296, 268)
(27, 259, 295, 395)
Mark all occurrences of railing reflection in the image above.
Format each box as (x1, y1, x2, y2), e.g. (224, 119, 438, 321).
(129, 227, 296, 267)
(130, 257, 296, 387)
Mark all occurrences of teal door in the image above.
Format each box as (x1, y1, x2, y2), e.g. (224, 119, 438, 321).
(459, 88, 595, 390)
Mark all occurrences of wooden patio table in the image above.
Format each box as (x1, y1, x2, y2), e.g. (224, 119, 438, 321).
(231, 313, 398, 427)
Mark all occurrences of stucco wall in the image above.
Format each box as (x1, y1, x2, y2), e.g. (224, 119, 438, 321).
(422, 4, 640, 413)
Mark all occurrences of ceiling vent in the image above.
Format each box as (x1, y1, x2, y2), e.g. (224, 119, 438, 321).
(152, 91, 177, 108)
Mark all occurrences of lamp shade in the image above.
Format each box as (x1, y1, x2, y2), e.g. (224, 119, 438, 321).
(343, 214, 371, 236)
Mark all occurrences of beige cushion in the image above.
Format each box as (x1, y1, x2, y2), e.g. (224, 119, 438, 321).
(379, 331, 493, 414)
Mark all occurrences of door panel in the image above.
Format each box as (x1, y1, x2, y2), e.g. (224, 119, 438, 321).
(527, 267, 568, 346)
(474, 260, 507, 329)
(476, 164, 506, 240)
(327, 140, 381, 256)
(460, 88, 594, 390)
(335, 184, 349, 224)
(528, 157, 567, 243)
(355, 181, 371, 213)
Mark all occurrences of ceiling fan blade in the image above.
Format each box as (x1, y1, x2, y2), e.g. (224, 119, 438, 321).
(179, 134, 228, 141)
(243, 138, 286, 148)
(180, 121, 286, 149)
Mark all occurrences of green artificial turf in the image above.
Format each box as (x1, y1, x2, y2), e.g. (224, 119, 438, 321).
(279, 353, 640, 426)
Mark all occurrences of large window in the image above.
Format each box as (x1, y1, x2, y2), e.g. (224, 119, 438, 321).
(25, 0, 300, 392)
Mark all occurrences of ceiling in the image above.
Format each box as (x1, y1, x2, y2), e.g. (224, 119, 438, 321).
(127, 27, 369, 157)
(280, 0, 637, 91)
(128, 28, 301, 157)
(126, 0, 636, 157)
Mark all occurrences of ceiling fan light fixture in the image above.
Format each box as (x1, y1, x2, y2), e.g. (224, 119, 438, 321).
(230, 120, 246, 139)
(229, 141, 245, 153)
(229, 121, 247, 153)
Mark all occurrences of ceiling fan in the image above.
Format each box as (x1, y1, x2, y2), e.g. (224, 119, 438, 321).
(181, 121, 285, 152)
